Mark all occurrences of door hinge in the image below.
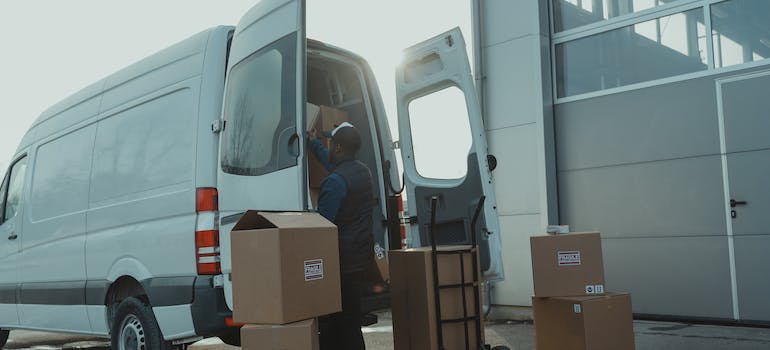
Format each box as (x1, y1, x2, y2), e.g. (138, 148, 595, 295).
(392, 140, 401, 150)
(211, 120, 225, 134)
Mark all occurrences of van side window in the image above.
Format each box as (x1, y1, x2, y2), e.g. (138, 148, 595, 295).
(221, 33, 298, 176)
(3, 157, 28, 222)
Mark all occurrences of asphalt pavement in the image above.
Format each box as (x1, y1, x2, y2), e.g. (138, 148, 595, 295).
(5, 312, 770, 349)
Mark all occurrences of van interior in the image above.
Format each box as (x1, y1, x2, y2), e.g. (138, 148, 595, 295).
(306, 48, 388, 261)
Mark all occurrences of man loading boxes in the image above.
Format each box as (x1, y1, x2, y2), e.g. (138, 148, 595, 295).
(231, 106, 375, 350)
(308, 120, 375, 350)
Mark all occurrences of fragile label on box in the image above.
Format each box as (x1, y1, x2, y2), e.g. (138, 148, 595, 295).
(304, 259, 324, 281)
(557, 251, 581, 266)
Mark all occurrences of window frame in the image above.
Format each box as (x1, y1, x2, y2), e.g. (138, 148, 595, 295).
(1, 155, 28, 224)
(220, 32, 299, 177)
(550, 0, 770, 103)
(405, 84, 474, 182)
(0, 171, 8, 224)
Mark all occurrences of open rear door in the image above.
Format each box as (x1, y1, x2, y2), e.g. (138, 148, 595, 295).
(218, 0, 306, 213)
(396, 28, 503, 280)
(218, 0, 306, 309)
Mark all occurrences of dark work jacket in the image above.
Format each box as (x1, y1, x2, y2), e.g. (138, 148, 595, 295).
(331, 159, 374, 273)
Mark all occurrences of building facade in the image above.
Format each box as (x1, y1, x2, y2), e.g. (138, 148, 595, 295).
(475, 0, 770, 323)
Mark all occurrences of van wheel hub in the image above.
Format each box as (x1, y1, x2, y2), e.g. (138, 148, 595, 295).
(119, 314, 146, 350)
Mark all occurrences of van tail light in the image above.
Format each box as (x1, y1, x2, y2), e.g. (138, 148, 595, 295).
(225, 317, 244, 327)
(196, 188, 221, 275)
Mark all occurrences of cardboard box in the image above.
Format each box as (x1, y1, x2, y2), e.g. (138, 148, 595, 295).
(307, 104, 349, 188)
(390, 246, 484, 350)
(533, 293, 635, 350)
(241, 318, 319, 350)
(231, 211, 342, 324)
(368, 242, 390, 283)
(530, 232, 605, 297)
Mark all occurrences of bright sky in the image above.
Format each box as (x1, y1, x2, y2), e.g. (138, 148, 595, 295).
(0, 0, 473, 179)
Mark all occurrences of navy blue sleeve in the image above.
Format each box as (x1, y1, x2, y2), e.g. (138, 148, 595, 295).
(310, 139, 334, 172)
(317, 173, 347, 223)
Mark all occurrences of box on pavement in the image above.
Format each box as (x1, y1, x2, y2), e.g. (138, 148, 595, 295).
(307, 103, 349, 189)
(390, 246, 484, 350)
(530, 232, 605, 297)
(231, 211, 342, 324)
(240, 318, 319, 350)
(532, 293, 635, 350)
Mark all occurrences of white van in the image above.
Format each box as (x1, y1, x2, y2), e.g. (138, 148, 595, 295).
(0, 0, 503, 348)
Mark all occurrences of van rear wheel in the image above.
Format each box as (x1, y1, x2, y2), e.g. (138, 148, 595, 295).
(111, 297, 172, 350)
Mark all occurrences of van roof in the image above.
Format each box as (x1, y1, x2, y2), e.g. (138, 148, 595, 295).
(27, 26, 234, 136)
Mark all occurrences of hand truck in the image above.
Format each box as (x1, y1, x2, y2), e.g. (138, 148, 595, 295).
(428, 195, 509, 350)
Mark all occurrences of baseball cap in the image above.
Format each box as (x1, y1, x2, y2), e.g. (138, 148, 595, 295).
(323, 122, 361, 151)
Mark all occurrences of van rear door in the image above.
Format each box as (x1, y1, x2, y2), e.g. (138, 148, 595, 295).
(395, 28, 504, 280)
(217, 0, 307, 309)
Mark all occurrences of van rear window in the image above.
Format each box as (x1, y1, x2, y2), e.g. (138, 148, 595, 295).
(222, 33, 298, 176)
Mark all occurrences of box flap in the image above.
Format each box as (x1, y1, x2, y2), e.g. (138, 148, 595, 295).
(232, 210, 336, 231)
(260, 211, 337, 229)
(232, 210, 276, 231)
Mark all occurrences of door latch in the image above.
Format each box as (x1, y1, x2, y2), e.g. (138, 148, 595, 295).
(730, 199, 747, 219)
(211, 120, 225, 134)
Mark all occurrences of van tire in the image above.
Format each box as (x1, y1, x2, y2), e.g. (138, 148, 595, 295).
(111, 297, 172, 350)
(0, 329, 8, 347)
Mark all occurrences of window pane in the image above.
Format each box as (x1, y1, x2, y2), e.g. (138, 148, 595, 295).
(408, 87, 472, 180)
(556, 9, 707, 97)
(553, 0, 682, 32)
(222, 33, 298, 176)
(5, 157, 27, 221)
(31, 126, 94, 219)
(711, 0, 770, 68)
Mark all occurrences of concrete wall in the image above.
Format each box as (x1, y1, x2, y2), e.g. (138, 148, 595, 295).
(475, 0, 557, 307)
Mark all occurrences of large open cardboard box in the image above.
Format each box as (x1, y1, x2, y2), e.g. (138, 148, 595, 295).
(231, 211, 342, 324)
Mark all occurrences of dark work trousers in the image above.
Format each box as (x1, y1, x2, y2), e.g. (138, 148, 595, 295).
(320, 270, 366, 350)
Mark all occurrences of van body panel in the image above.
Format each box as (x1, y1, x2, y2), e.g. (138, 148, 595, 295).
(0, 154, 26, 328)
(18, 305, 97, 334)
(396, 28, 504, 280)
(195, 27, 233, 188)
(86, 305, 108, 335)
(153, 304, 196, 340)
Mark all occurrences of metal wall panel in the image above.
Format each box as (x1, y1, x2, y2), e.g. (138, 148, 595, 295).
(734, 235, 770, 322)
(602, 236, 734, 319)
(559, 156, 727, 238)
(555, 77, 720, 171)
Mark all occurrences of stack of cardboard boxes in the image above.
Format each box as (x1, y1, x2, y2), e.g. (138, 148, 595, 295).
(530, 232, 635, 350)
(230, 211, 343, 350)
(389, 246, 484, 350)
